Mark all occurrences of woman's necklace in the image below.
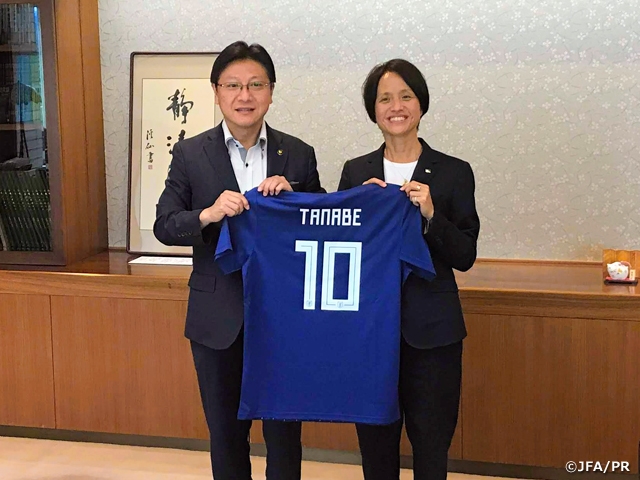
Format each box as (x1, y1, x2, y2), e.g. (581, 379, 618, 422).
(384, 146, 422, 185)
(385, 161, 415, 185)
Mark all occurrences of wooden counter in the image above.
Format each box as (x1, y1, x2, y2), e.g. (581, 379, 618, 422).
(1, 252, 638, 474)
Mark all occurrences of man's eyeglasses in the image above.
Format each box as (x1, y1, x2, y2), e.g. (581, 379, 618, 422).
(216, 81, 272, 92)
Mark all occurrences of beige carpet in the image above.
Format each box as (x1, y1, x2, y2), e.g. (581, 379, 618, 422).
(0, 436, 499, 480)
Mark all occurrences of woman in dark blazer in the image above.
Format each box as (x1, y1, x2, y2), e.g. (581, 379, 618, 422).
(338, 59, 480, 480)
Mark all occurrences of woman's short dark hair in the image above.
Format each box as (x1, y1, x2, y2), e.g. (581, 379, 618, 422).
(362, 59, 429, 123)
(210, 41, 276, 84)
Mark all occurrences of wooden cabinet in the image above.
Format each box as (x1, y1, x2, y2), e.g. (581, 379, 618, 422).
(0, 0, 106, 265)
(0, 257, 639, 474)
(0, 293, 55, 428)
(51, 296, 208, 439)
(462, 313, 640, 469)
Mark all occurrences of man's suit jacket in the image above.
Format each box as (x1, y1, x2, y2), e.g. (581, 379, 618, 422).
(154, 123, 325, 350)
(338, 139, 480, 349)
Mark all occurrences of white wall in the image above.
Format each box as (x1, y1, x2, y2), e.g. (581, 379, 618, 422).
(99, 0, 640, 259)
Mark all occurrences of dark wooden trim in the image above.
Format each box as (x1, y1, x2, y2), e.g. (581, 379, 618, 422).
(125, 52, 135, 254)
(0, 121, 43, 129)
(461, 290, 640, 321)
(39, 0, 65, 264)
(79, 0, 108, 254)
(0, 0, 41, 4)
(0, 270, 189, 299)
(0, 44, 38, 53)
(0, 251, 63, 265)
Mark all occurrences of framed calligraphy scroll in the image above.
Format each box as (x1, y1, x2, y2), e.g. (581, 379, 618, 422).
(127, 52, 221, 255)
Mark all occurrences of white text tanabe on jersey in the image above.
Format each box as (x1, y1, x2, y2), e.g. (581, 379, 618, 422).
(299, 208, 362, 227)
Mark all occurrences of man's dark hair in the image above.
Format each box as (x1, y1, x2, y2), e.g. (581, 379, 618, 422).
(210, 41, 276, 85)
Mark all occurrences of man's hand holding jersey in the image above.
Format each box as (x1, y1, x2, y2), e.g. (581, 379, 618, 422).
(199, 175, 293, 228)
(199, 191, 249, 227)
(257, 175, 292, 196)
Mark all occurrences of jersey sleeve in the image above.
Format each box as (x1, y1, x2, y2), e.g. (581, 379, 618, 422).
(214, 190, 258, 274)
(400, 202, 436, 281)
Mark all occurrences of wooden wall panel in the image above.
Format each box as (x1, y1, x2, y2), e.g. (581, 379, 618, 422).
(51, 296, 207, 439)
(302, 423, 359, 452)
(461, 290, 640, 321)
(250, 421, 264, 444)
(463, 314, 640, 471)
(52, 0, 107, 264)
(55, 0, 90, 263)
(0, 270, 189, 300)
(79, 0, 108, 253)
(0, 294, 55, 428)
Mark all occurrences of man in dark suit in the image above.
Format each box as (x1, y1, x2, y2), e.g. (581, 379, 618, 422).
(338, 59, 480, 480)
(154, 41, 324, 480)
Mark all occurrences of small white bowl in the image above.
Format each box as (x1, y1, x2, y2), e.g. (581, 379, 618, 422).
(607, 262, 629, 280)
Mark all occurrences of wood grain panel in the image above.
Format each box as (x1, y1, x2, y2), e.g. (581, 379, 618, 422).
(79, 0, 108, 254)
(51, 296, 207, 439)
(55, 0, 91, 264)
(4, 253, 639, 307)
(250, 421, 264, 444)
(38, 0, 66, 264)
(461, 290, 640, 321)
(51, 0, 107, 265)
(456, 259, 639, 298)
(0, 294, 55, 428)
(463, 314, 640, 471)
(0, 271, 189, 300)
(302, 423, 359, 451)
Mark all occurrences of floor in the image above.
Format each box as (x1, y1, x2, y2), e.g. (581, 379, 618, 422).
(0, 436, 504, 480)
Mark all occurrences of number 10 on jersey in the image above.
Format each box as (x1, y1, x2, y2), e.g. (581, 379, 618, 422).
(295, 241, 362, 311)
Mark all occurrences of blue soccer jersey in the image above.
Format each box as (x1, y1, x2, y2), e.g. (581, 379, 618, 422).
(215, 184, 435, 424)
